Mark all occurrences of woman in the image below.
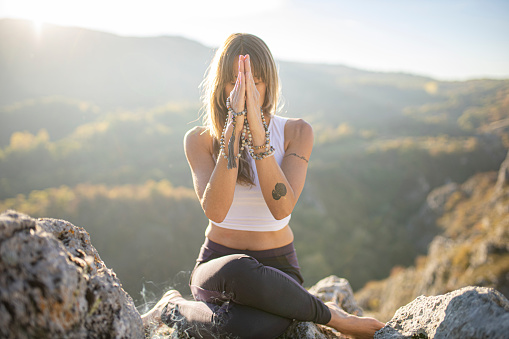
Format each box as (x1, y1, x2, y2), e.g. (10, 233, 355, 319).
(143, 33, 384, 338)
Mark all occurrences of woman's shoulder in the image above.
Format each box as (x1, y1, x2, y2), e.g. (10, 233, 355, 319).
(283, 117, 314, 142)
(185, 125, 209, 138)
(184, 126, 214, 153)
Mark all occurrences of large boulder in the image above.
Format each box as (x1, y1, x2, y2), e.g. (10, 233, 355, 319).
(0, 210, 143, 338)
(308, 275, 364, 317)
(376, 286, 509, 338)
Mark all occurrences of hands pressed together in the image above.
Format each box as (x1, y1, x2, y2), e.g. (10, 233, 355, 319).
(228, 55, 264, 132)
(221, 54, 273, 168)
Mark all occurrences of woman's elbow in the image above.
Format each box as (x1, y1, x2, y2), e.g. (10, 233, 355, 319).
(206, 213, 226, 224)
(203, 204, 227, 223)
(271, 206, 293, 220)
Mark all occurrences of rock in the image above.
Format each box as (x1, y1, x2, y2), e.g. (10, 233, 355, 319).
(495, 150, 509, 194)
(308, 275, 363, 316)
(0, 210, 143, 338)
(277, 321, 340, 339)
(375, 286, 509, 339)
(425, 183, 461, 213)
(405, 183, 459, 254)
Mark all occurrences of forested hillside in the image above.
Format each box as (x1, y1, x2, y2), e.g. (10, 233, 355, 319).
(1, 18, 508, 302)
(355, 150, 509, 322)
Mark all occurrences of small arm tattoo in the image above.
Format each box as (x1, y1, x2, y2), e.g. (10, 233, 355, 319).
(285, 153, 309, 163)
(272, 183, 287, 200)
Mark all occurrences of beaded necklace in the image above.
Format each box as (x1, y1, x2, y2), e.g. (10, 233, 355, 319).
(220, 98, 275, 169)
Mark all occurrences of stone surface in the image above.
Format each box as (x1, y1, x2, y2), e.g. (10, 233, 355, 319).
(495, 149, 509, 194)
(0, 210, 143, 338)
(375, 286, 509, 339)
(308, 275, 364, 316)
(405, 182, 460, 254)
(276, 321, 341, 339)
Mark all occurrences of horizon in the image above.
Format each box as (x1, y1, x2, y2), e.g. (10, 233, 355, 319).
(1, 0, 509, 81)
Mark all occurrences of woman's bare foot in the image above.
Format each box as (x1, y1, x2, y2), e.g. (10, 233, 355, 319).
(141, 290, 184, 331)
(325, 302, 385, 339)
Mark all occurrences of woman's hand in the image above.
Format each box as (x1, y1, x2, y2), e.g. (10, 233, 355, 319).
(244, 55, 266, 146)
(244, 55, 261, 118)
(228, 55, 246, 123)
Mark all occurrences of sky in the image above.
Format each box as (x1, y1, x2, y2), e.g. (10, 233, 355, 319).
(1, 0, 508, 81)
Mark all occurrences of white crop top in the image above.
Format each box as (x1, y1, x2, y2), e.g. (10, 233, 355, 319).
(211, 115, 291, 232)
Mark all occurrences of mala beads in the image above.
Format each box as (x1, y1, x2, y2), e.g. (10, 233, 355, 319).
(220, 98, 247, 169)
(248, 110, 275, 161)
(220, 98, 275, 169)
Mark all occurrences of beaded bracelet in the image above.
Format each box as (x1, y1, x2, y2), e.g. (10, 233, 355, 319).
(221, 98, 275, 169)
(247, 107, 274, 161)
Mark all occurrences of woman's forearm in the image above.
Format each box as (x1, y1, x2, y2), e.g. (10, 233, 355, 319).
(254, 156, 298, 220)
(250, 117, 297, 219)
(201, 125, 242, 223)
(249, 117, 311, 220)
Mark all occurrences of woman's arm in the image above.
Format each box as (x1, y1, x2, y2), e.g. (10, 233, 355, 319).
(184, 126, 241, 223)
(243, 55, 313, 219)
(185, 55, 248, 223)
(253, 119, 313, 220)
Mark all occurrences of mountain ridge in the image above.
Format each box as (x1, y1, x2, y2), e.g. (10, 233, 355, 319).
(0, 17, 442, 111)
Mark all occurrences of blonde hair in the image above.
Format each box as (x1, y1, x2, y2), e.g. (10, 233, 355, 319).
(201, 33, 281, 185)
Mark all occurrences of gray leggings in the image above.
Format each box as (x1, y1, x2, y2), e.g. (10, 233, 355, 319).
(161, 238, 331, 338)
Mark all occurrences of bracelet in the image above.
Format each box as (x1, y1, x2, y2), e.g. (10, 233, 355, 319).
(221, 98, 274, 168)
(252, 144, 267, 150)
(247, 110, 272, 161)
(251, 146, 275, 161)
(226, 97, 247, 117)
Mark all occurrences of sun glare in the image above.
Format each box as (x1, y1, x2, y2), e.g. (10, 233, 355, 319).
(32, 18, 44, 38)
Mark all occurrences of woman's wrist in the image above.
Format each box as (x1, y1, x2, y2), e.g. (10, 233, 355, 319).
(249, 121, 266, 145)
(224, 119, 243, 138)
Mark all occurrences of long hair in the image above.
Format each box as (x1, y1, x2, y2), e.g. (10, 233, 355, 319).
(200, 33, 281, 186)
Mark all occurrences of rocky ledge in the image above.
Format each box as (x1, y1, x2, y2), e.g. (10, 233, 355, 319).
(0, 210, 143, 338)
(376, 286, 509, 338)
(1, 210, 508, 338)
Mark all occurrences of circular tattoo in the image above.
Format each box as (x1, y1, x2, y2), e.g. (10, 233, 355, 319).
(272, 183, 287, 200)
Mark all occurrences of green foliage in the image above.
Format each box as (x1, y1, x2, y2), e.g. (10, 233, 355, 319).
(0, 102, 200, 199)
(0, 96, 101, 147)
